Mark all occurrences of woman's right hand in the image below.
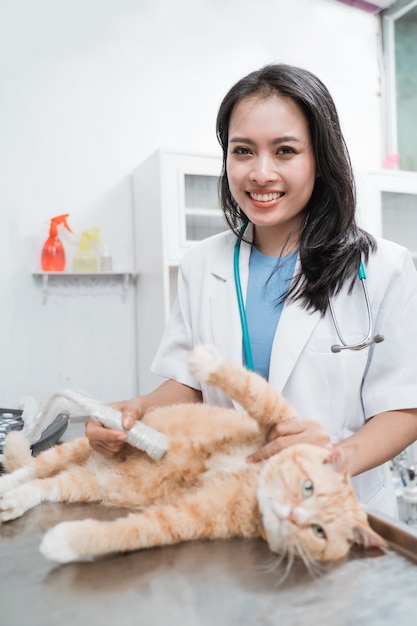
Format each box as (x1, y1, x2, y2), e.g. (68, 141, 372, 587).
(85, 398, 144, 458)
(86, 380, 202, 458)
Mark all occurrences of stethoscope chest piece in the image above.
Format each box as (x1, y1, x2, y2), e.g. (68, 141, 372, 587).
(329, 261, 384, 353)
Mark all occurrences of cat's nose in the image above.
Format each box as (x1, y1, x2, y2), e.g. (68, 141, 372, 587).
(272, 503, 302, 524)
(286, 511, 297, 524)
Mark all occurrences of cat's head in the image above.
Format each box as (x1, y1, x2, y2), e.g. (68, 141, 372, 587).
(257, 443, 386, 565)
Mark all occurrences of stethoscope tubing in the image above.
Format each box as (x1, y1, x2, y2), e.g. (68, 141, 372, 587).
(234, 236, 254, 371)
(329, 267, 384, 352)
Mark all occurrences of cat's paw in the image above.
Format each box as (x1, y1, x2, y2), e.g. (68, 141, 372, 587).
(40, 521, 88, 563)
(0, 484, 34, 521)
(188, 344, 224, 383)
(40, 519, 100, 563)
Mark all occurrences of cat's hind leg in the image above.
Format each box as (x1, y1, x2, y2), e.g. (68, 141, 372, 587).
(189, 344, 298, 430)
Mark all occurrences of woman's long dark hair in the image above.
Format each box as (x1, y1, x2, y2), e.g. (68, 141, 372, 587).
(216, 64, 376, 314)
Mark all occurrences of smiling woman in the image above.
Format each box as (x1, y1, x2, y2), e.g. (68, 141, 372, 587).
(86, 63, 417, 522)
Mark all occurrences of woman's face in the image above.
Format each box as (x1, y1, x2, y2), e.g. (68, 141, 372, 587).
(226, 93, 316, 253)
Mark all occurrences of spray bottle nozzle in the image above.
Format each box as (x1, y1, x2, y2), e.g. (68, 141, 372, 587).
(79, 228, 103, 250)
(73, 228, 103, 272)
(48, 214, 73, 237)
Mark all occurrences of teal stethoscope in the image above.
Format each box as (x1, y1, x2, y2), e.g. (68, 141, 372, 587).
(233, 235, 384, 370)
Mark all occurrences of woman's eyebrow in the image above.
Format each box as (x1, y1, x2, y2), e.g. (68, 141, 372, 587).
(229, 135, 302, 144)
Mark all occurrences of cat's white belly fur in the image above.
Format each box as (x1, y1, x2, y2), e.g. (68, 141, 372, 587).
(86, 454, 123, 485)
(203, 445, 256, 477)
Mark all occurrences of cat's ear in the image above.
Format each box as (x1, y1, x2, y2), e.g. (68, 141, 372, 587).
(350, 522, 387, 549)
(322, 445, 357, 474)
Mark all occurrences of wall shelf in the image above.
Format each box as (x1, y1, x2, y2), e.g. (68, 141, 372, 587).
(32, 271, 137, 303)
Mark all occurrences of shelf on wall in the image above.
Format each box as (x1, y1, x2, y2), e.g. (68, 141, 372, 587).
(32, 271, 137, 303)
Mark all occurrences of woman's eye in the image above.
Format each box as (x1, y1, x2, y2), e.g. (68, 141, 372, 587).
(233, 146, 252, 155)
(311, 524, 326, 540)
(278, 146, 294, 155)
(302, 479, 314, 497)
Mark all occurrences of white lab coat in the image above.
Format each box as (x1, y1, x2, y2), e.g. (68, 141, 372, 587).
(152, 227, 417, 516)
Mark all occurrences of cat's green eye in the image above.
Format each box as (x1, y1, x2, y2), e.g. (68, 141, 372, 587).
(302, 479, 314, 497)
(311, 524, 326, 540)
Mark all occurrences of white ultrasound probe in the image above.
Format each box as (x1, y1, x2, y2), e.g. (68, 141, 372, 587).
(40, 390, 169, 461)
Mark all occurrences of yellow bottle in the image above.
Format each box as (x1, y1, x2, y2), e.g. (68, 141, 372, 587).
(72, 228, 102, 272)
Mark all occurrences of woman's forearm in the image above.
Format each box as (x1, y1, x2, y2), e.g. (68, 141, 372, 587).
(335, 408, 417, 476)
(131, 379, 202, 414)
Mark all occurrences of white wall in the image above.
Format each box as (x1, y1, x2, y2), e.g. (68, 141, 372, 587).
(0, 0, 382, 406)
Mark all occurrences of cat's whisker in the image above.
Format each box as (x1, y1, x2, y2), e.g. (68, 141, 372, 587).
(256, 549, 286, 575)
(295, 542, 326, 581)
(276, 552, 295, 585)
(256, 551, 293, 586)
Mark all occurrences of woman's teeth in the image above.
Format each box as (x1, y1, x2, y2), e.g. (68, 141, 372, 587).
(250, 192, 284, 201)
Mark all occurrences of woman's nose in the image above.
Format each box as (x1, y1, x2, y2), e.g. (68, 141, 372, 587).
(250, 155, 279, 184)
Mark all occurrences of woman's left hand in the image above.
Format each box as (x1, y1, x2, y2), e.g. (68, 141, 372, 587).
(247, 419, 332, 463)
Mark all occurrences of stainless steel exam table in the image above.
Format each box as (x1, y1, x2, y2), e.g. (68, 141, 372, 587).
(1, 420, 417, 626)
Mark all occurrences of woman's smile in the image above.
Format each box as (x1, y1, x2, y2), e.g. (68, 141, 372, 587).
(249, 190, 285, 206)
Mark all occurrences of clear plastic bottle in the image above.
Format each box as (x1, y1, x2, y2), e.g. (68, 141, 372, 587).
(72, 228, 101, 272)
(100, 242, 113, 272)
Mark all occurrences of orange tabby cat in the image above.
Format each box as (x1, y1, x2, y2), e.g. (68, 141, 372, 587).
(0, 344, 385, 567)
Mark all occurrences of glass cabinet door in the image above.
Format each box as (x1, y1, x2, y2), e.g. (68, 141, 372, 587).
(164, 152, 224, 264)
(381, 190, 417, 265)
(382, 2, 417, 171)
(358, 170, 417, 269)
(183, 173, 225, 242)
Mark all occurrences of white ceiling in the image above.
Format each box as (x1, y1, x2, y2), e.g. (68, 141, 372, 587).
(336, 0, 398, 10)
(373, 0, 398, 7)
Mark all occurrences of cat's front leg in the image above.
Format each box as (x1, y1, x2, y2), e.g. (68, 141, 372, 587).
(0, 467, 34, 498)
(40, 471, 261, 563)
(40, 508, 211, 563)
(0, 482, 44, 521)
(189, 345, 298, 428)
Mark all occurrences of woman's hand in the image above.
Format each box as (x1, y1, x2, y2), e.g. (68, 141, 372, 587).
(85, 399, 144, 458)
(85, 380, 202, 458)
(247, 418, 332, 463)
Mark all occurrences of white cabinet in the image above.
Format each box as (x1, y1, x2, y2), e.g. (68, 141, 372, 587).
(132, 149, 223, 393)
(357, 170, 417, 266)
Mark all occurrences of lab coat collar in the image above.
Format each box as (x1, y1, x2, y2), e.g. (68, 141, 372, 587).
(210, 225, 253, 282)
(210, 225, 321, 393)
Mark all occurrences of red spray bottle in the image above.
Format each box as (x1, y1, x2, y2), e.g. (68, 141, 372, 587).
(41, 214, 72, 271)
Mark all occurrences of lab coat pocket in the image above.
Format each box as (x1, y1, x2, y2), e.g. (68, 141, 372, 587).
(296, 332, 370, 437)
(352, 465, 397, 517)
